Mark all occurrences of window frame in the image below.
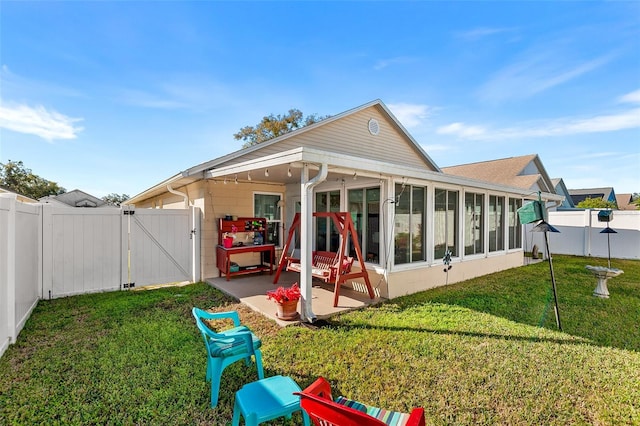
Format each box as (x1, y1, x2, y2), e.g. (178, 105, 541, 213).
(464, 192, 485, 256)
(253, 192, 283, 247)
(347, 186, 381, 265)
(394, 183, 427, 265)
(508, 197, 523, 250)
(488, 195, 505, 252)
(434, 188, 459, 259)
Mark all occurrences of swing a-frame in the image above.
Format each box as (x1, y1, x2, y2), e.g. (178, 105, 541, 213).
(274, 212, 375, 307)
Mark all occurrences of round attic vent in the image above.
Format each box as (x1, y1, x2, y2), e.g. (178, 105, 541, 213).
(368, 118, 380, 135)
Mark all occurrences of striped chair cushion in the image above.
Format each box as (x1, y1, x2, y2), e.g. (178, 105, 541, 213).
(335, 396, 411, 426)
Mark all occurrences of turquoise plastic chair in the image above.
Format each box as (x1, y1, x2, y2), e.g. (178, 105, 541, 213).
(192, 307, 265, 408)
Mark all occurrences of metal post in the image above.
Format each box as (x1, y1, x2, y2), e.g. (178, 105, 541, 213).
(544, 231, 562, 331)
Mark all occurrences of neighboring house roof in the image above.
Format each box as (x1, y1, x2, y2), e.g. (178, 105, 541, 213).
(568, 187, 616, 206)
(615, 193, 637, 210)
(0, 186, 38, 203)
(441, 154, 556, 194)
(551, 178, 575, 209)
(40, 189, 108, 208)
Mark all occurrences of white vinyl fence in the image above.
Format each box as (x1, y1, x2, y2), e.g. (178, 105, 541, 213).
(0, 195, 41, 359)
(1, 194, 201, 358)
(524, 209, 640, 260)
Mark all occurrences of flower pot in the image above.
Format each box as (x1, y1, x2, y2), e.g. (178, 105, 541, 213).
(275, 299, 299, 321)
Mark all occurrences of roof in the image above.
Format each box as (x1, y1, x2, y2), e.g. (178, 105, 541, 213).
(568, 187, 616, 205)
(127, 101, 563, 206)
(181, 99, 441, 178)
(441, 154, 555, 193)
(615, 193, 637, 210)
(40, 189, 108, 208)
(0, 186, 39, 203)
(551, 178, 575, 208)
(128, 99, 442, 204)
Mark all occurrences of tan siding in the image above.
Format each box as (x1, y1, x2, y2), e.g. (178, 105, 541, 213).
(217, 106, 435, 170)
(203, 181, 285, 278)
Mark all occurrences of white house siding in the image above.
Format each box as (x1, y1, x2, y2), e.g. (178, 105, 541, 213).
(215, 107, 436, 172)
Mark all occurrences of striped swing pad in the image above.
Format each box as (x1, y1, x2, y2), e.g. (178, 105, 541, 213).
(335, 396, 411, 426)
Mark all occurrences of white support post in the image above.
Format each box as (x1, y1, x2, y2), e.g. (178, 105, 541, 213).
(41, 203, 53, 300)
(1, 194, 17, 344)
(300, 163, 328, 322)
(190, 206, 201, 282)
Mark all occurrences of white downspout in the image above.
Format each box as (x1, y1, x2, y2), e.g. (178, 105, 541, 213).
(300, 163, 328, 322)
(167, 184, 189, 209)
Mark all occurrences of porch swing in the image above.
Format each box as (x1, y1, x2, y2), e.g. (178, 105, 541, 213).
(273, 212, 375, 307)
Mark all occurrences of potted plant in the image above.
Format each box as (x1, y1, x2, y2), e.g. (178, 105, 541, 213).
(267, 283, 301, 320)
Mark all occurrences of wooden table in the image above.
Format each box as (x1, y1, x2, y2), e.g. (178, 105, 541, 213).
(216, 244, 275, 281)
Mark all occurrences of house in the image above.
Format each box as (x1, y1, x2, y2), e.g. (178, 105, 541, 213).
(440, 154, 557, 196)
(39, 189, 108, 208)
(551, 178, 575, 209)
(615, 193, 638, 211)
(127, 100, 562, 322)
(0, 186, 38, 204)
(568, 187, 617, 207)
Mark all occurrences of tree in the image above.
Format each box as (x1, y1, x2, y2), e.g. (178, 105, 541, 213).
(102, 193, 130, 206)
(234, 108, 330, 148)
(576, 197, 617, 209)
(0, 160, 65, 200)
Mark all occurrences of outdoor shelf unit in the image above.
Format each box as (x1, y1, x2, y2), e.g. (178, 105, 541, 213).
(216, 217, 275, 281)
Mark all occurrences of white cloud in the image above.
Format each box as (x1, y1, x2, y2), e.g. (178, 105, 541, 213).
(436, 108, 640, 141)
(387, 103, 431, 127)
(373, 56, 415, 71)
(422, 143, 453, 153)
(437, 122, 486, 138)
(478, 50, 616, 103)
(618, 89, 640, 104)
(118, 88, 189, 110)
(0, 102, 83, 141)
(456, 27, 517, 41)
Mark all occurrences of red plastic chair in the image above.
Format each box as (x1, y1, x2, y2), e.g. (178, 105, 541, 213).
(296, 377, 425, 426)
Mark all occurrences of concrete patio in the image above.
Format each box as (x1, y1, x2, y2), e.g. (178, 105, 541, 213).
(206, 270, 384, 326)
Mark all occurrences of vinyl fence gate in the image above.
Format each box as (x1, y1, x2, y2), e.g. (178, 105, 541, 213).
(42, 205, 200, 299)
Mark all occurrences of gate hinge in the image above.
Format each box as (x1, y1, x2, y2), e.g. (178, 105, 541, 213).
(122, 282, 136, 289)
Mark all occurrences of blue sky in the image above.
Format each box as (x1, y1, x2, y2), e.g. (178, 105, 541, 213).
(1, 1, 639, 198)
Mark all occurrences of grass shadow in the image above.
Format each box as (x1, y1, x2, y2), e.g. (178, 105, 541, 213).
(376, 255, 640, 352)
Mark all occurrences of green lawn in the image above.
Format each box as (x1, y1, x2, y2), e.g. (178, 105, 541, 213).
(1, 255, 639, 425)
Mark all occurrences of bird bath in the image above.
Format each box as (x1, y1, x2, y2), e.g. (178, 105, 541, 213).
(586, 265, 624, 298)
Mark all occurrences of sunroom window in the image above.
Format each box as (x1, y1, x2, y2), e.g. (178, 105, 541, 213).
(508, 198, 523, 249)
(315, 190, 341, 252)
(394, 184, 426, 264)
(434, 188, 459, 259)
(348, 187, 380, 263)
(489, 195, 505, 252)
(464, 192, 484, 256)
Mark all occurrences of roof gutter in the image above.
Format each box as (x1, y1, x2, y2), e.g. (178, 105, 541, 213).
(167, 184, 189, 208)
